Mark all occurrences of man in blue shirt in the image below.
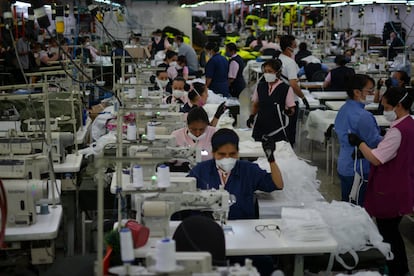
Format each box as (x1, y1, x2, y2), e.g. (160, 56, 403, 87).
(188, 128, 283, 220)
(335, 74, 382, 205)
(204, 42, 230, 97)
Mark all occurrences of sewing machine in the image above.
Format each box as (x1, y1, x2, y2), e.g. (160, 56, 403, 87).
(130, 177, 229, 237)
(1, 179, 50, 226)
(0, 154, 49, 179)
(0, 132, 74, 164)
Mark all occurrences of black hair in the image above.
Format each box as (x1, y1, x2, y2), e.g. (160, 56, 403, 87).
(172, 77, 190, 90)
(211, 128, 239, 152)
(345, 74, 374, 99)
(226, 43, 237, 53)
(165, 50, 178, 61)
(280, 35, 296, 51)
(299, 42, 307, 51)
(205, 41, 219, 52)
(188, 82, 206, 102)
(176, 35, 184, 43)
(152, 29, 163, 35)
(262, 59, 283, 78)
(187, 107, 209, 125)
(156, 63, 168, 76)
(395, 70, 410, 87)
(177, 55, 187, 65)
(382, 87, 414, 110)
(335, 55, 347, 66)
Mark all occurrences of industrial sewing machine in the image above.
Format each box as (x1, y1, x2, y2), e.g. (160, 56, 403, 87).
(1, 179, 51, 226)
(0, 131, 74, 164)
(129, 177, 230, 237)
(0, 155, 51, 226)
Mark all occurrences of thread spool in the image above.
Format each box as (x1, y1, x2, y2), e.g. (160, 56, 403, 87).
(127, 88, 136, 99)
(127, 123, 137, 141)
(119, 228, 135, 263)
(141, 88, 149, 97)
(157, 165, 170, 188)
(155, 238, 176, 272)
(146, 122, 156, 141)
(132, 165, 143, 188)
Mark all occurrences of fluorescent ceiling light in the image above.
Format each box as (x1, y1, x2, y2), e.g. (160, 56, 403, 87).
(280, 1, 298, 5)
(329, 2, 348, 7)
(375, 0, 407, 3)
(310, 3, 327, 6)
(299, 1, 320, 5)
(349, 0, 373, 5)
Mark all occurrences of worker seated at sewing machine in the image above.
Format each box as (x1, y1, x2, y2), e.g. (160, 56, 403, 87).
(188, 128, 284, 220)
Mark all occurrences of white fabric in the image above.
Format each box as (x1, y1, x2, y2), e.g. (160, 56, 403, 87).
(254, 141, 322, 213)
(301, 55, 321, 64)
(281, 208, 330, 242)
(304, 109, 338, 143)
(310, 201, 393, 270)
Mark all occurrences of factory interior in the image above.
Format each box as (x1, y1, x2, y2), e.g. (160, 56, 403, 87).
(0, 0, 414, 275)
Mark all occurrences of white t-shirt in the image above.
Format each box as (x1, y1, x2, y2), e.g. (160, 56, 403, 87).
(278, 53, 300, 100)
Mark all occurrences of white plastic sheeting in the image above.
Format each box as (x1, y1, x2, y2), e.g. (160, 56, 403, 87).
(309, 201, 393, 270)
(254, 141, 323, 217)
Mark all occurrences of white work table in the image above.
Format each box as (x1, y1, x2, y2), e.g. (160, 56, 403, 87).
(135, 218, 337, 276)
(5, 205, 62, 242)
(300, 81, 324, 89)
(53, 153, 83, 173)
(311, 91, 348, 100)
(325, 101, 379, 111)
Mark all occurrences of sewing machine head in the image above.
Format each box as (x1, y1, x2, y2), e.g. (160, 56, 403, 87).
(0, 132, 74, 163)
(0, 155, 49, 179)
(137, 184, 230, 237)
(2, 179, 49, 226)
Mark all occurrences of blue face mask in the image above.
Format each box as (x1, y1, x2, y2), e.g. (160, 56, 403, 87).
(344, 56, 351, 63)
(390, 77, 399, 87)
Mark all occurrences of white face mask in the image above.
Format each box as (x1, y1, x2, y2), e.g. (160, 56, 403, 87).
(383, 109, 397, 122)
(169, 61, 177, 67)
(172, 89, 186, 98)
(154, 36, 161, 43)
(264, 73, 277, 83)
(363, 95, 374, 105)
(215, 158, 237, 173)
(157, 79, 169, 88)
(187, 130, 206, 142)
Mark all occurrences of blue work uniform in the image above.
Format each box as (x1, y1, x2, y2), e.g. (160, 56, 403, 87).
(188, 159, 279, 220)
(205, 53, 229, 97)
(335, 99, 382, 203)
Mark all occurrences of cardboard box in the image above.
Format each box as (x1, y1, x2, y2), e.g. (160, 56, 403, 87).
(125, 46, 151, 59)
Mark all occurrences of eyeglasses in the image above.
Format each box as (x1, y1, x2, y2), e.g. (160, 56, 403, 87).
(255, 224, 281, 238)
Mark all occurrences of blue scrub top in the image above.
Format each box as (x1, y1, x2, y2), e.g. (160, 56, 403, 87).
(205, 53, 229, 97)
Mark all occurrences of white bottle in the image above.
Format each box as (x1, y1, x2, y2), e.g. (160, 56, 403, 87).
(127, 122, 137, 141)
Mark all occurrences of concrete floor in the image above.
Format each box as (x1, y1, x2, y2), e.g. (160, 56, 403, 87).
(237, 83, 414, 274)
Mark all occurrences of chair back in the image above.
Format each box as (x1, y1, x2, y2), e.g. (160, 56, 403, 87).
(173, 215, 226, 266)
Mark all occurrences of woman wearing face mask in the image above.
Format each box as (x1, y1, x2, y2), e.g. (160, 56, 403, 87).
(374, 70, 410, 113)
(176, 55, 189, 80)
(172, 107, 216, 161)
(348, 87, 414, 276)
(152, 65, 170, 91)
(188, 128, 283, 220)
(148, 29, 171, 58)
(180, 82, 226, 127)
(180, 82, 208, 113)
(161, 50, 179, 80)
(246, 59, 296, 143)
(334, 74, 382, 206)
(163, 77, 189, 105)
